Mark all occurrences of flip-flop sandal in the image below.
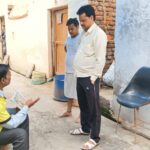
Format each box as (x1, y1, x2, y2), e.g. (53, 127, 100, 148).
(70, 128, 90, 135)
(81, 139, 99, 150)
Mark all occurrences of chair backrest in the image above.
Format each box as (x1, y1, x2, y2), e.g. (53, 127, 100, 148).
(123, 67, 150, 96)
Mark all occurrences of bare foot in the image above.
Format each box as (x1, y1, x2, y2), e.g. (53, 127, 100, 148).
(59, 111, 72, 118)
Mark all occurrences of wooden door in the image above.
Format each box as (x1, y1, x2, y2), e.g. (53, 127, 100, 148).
(0, 17, 5, 60)
(54, 8, 68, 74)
(0, 18, 3, 60)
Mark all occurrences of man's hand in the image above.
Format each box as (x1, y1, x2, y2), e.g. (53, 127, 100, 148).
(25, 98, 40, 108)
(90, 76, 97, 85)
(91, 79, 95, 85)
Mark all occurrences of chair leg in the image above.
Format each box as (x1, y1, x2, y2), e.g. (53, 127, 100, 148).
(115, 104, 122, 133)
(133, 108, 138, 143)
(136, 108, 141, 126)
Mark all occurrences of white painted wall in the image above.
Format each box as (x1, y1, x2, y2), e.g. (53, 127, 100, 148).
(0, 0, 7, 16)
(1, 0, 51, 76)
(112, 0, 150, 123)
(68, 0, 88, 18)
(0, 0, 88, 77)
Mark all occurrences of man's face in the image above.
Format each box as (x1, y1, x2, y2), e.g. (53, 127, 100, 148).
(1, 71, 11, 87)
(68, 24, 79, 38)
(79, 13, 94, 31)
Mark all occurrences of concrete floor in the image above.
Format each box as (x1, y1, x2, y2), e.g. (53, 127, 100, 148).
(4, 71, 150, 150)
(101, 86, 114, 101)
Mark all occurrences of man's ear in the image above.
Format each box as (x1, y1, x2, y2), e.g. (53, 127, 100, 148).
(1, 78, 6, 84)
(90, 16, 94, 21)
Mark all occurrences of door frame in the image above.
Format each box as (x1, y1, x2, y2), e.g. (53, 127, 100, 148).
(49, 5, 68, 76)
(0, 16, 5, 60)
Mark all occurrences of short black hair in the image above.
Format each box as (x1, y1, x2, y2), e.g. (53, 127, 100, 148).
(77, 5, 95, 20)
(0, 64, 9, 80)
(66, 18, 79, 27)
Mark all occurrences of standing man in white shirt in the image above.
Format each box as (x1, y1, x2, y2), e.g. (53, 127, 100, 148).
(70, 5, 107, 150)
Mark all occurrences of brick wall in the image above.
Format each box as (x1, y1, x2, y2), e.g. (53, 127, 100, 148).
(89, 0, 116, 75)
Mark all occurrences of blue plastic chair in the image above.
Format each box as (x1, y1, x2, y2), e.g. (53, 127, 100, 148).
(116, 67, 150, 141)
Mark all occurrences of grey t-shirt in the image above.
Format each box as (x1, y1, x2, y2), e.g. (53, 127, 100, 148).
(65, 34, 80, 73)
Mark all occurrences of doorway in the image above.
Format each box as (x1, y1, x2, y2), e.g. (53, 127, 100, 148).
(0, 17, 6, 60)
(51, 7, 68, 75)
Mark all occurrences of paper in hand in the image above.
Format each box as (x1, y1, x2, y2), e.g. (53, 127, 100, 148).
(10, 91, 25, 109)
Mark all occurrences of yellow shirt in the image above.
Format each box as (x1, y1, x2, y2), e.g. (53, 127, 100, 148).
(0, 96, 11, 132)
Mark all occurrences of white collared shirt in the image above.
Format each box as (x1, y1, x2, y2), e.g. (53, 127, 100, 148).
(74, 23, 107, 82)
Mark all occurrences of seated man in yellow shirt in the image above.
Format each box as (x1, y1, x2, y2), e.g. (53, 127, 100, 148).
(0, 64, 39, 150)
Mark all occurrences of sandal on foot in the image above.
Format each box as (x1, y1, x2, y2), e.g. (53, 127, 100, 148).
(70, 128, 90, 135)
(81, 139, 99, 150)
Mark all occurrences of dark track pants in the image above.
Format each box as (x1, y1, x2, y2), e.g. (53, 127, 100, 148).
(0, 109, 29, 150)
(77, 77, 101, 143)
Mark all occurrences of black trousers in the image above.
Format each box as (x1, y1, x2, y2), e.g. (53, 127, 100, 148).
(77, 77, 101, 143)
(0, 109, 29, 150)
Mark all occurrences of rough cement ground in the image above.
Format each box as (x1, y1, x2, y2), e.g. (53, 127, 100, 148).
(4, 71, 150, 150)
